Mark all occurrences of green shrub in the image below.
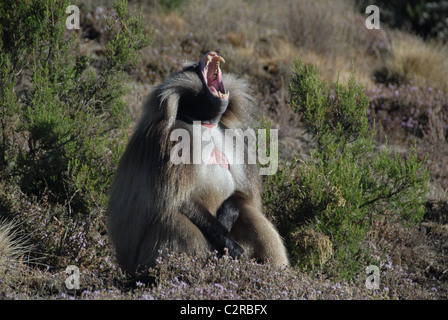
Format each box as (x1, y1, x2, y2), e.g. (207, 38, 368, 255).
(0, 0, 150, 270)
(264, 60, 429, 279)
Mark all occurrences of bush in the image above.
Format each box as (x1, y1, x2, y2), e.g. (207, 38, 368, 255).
(0, 0, 151, 270)
(264, 61, 429, 279)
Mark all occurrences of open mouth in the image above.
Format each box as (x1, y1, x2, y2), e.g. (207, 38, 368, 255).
(200, 51, 229, 100)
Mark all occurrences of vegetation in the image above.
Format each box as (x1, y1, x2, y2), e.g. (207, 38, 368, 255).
(0, 0, 150, 270)
(373, 33, 448, 90)
(264, 61, 429, 278)
(0, 0, 447, 299)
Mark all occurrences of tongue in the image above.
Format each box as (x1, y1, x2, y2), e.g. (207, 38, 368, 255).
(209, 86, 218, 95)
(208, 71, 222, 96)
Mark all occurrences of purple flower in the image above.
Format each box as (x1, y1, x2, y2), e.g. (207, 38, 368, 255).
(214, 283, 224, 291)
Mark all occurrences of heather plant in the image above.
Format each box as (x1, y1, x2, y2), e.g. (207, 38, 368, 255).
(0, 0, 151, 270)
(264, 60, 429, 279)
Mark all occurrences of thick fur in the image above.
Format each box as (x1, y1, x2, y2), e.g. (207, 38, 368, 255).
(107, 61, 289, 273)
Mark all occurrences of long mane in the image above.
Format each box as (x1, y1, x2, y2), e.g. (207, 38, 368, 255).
(140, 64, 259, 131)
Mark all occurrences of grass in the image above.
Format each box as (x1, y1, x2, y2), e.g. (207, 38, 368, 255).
(0, 0, 447, 299)
(0, 220, 29, 273)
(374, 32, 448, 90)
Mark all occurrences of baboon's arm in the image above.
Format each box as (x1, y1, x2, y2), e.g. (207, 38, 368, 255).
(216, 197, 240, 232)
(180, 201, 245, 258)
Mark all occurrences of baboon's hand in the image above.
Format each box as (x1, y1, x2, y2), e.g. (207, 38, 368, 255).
(226, 240, 245, 258)
(217, 198, 239, 232)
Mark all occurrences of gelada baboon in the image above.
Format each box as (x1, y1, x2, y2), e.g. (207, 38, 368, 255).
(107, 51, 288, 273)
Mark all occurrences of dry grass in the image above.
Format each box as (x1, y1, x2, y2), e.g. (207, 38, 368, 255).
(375, 32, 448, 90)
(130, 0, 444, 112)
(138, 0, 381, 86)
(183, 0, 377, 84)
(0, 220, 29, 274)
(291, 228, 334, 270)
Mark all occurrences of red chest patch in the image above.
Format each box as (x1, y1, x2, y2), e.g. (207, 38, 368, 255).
(201, 123, 230, 170)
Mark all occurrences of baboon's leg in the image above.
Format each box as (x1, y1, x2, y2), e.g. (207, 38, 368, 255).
(232, 203, 289, 266)
(135, 213, 213, 269)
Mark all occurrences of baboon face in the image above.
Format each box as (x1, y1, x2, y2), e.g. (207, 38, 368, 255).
(179, 52, 230, 124)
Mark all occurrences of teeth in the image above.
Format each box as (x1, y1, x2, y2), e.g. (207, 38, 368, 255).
(212, 61, 219, 80)
(213, 91, 229, 99)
